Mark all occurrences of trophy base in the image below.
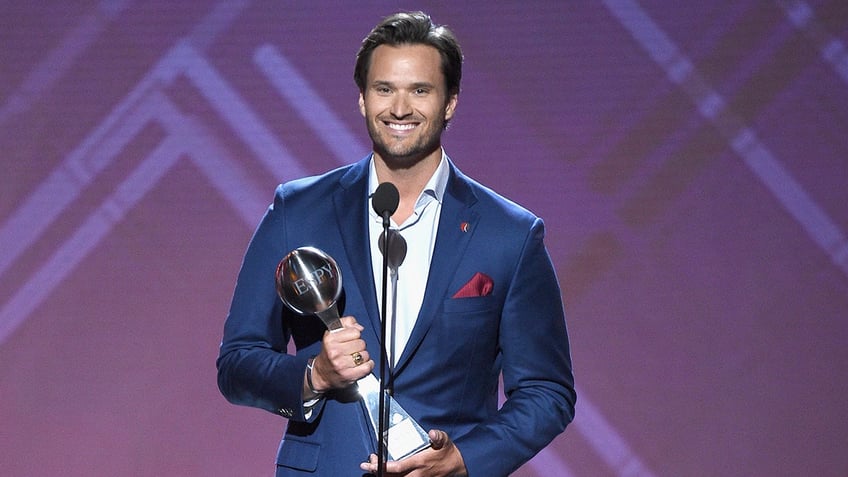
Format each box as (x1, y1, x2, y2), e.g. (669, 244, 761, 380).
(357, 374, 431, 460)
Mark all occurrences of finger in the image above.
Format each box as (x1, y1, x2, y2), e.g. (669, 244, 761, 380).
(359, 361, 376, 380)
(324, 326, 362, 345)
(352, 349, 371, 367)
(428, 429, 448, 449)
(359, 453, 378, 473)
(339, 340, 368, 362)
(383, 456, 415, 474)
(349, 350, 365, 368)
(351, 356, 375, 378)
(339, 315, 364, 330)
(322, 333, 365, 361)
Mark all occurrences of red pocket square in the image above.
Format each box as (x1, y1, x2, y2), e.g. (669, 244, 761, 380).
(452, 272, 494, 298)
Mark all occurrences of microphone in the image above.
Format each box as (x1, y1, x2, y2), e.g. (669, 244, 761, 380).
(372, 182, 399, 224)
(371, 181, 399, 477)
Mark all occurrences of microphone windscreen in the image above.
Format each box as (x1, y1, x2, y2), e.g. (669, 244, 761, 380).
(372, 182, 400, 217)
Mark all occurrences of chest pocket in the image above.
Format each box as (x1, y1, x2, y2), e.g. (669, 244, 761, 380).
(441, 295, 498, 314)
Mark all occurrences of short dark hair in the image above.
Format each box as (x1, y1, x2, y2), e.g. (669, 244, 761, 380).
(354, 11, 463, 97)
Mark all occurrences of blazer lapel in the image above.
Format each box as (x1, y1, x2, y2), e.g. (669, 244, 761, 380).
(334, 158, 382, 342)
(393, 162, 479, 373)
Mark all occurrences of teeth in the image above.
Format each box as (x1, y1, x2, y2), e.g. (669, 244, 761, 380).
(387, 123, 416, 131)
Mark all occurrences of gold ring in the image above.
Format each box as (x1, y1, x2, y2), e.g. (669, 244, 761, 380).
(352, 352, 363, 366)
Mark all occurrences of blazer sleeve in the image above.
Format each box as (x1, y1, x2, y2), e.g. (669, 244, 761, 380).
(455, 217, 576, 476)
(216, 185, 323, 422)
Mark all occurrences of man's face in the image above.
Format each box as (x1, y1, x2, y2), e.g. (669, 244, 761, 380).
(359, 43, 457, 168)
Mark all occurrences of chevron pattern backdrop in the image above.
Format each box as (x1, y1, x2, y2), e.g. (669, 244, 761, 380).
(2, 1, 847, 476)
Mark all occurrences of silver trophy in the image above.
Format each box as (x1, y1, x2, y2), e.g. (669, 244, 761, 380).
(275, 246, 430, 461)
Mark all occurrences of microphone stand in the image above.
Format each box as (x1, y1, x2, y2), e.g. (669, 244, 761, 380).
(377, 209, 390, 477)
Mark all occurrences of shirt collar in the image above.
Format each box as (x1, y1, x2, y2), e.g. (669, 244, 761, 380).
(367, 150, 450, 208)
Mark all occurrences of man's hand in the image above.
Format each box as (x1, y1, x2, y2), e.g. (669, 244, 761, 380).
(359, 429, 468, 477)
(310, 316, 374, 392)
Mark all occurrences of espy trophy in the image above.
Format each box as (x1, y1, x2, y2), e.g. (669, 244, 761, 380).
(275, 246, 430, 461)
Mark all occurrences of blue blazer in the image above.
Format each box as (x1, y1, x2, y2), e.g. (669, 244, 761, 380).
(217, 156, 575, 476)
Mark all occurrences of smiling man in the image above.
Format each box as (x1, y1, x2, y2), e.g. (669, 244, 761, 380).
(217, 11, 576, 477)
(361, 43, 455, 167)
(357, 37, 458, 225)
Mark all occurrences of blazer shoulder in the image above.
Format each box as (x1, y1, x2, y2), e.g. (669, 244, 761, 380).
(276, 165, 350, 199)
(272, 157, 367, 208)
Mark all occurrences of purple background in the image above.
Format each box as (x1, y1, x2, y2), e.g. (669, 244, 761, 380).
(2, 1, 847, 476)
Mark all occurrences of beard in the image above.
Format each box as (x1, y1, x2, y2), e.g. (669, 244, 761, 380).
(366, 113, 447, 170)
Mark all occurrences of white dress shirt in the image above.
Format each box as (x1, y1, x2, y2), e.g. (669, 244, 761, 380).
(368, 152, 449, 367)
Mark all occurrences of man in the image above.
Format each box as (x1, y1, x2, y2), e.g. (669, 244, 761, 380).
(217, 11, 575, 476)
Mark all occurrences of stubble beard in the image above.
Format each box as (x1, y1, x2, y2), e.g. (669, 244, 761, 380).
(367, 115, 446, 171)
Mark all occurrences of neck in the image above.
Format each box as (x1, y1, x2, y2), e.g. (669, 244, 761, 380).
(373, 149, 441, 224)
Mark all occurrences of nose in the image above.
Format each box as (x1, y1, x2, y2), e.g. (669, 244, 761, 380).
(390, 94, 412, 119)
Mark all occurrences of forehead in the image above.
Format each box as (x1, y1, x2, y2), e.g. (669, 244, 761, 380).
(367, 43, 444, 86)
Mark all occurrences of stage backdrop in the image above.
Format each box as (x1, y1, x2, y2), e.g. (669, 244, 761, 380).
(2, 1, 847, 476)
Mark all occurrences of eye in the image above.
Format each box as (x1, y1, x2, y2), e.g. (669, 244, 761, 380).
(375, 86, 392, 95)
(414, 88, 429, 95)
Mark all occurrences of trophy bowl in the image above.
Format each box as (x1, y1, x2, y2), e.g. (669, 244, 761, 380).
(275, 246, 343, 329)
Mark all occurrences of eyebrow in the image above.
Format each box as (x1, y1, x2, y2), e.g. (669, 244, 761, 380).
(370, 80, 437, 90)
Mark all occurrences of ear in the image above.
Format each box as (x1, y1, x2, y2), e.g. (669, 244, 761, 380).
(358, 92, 366, 117)
(444, 93, 458, 122)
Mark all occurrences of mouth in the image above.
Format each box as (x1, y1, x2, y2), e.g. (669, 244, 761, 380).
(384, 121, 418, 133)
